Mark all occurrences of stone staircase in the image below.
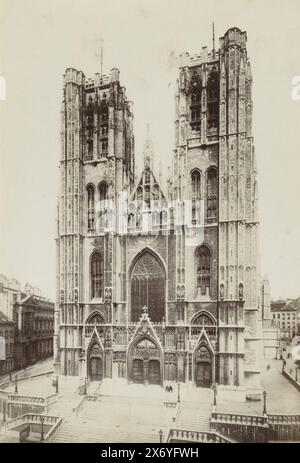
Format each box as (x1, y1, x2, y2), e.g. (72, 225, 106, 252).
(175, 401, 213, 432)
(51, 393, 173, 443)
(51, 417, 159, 443)
(48, 391, 80, 417)
(87, 381, 102, 395)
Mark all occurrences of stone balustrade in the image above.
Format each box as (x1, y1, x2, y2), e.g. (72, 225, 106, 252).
(168, 428, 234, 443)
(268, 414, 300, 426)
(7, 394, 46, 404)
(6, 413, 60, 430)
(211, 411, 267, 427)
(44, 417, 64, 442)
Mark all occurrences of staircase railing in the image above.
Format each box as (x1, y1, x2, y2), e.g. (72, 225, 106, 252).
(211, 411, 267, 427)
(167, 428, 235, 443)
(211, 410, 300, 442)
(6, 413, 60, 430)
(44, 417, 64, 442)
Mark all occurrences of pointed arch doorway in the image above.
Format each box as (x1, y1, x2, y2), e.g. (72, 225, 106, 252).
(194, 345, 212, 388)
(88, 342, 103, 381)
(130, 250, 166, 322)
(128, 338, 162, 385)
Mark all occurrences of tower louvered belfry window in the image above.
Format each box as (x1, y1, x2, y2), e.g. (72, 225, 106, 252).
(85, 96, 94, 157)
(91, 252, 104, 299)
(196, 245, 211, 296)
(99, 98, 108, 158)
(207, 67, 219, 130)
(131, 251, 165, 322)
(189, 73, 202, 131)
(87, 185, 95, 231)
(206, 167, 218, 222)
(191, 169, 201, 222)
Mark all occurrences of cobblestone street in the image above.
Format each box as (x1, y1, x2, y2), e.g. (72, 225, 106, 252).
(217, 358, 300, 415)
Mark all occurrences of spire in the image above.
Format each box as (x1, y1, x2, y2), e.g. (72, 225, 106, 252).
(143, 124, 153, 170)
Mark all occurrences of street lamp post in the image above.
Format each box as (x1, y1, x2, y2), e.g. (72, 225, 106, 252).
(263, 390, 267, 415)
(2, 401, 6, 424)
(84, 377, 87, 395)
(14, 376, 18, 394)
(159, 429, 163, 443)
(213, 383, 217, 406)
(177, 382, 181, 403)
(40, 415, 45, 442)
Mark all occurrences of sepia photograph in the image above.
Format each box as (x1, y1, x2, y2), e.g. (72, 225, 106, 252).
(0, 0, 300, 447)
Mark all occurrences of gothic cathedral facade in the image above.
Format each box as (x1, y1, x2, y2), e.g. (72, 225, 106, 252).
(55, 27, 264, 396)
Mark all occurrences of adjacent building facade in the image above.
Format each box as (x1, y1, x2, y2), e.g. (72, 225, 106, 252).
(13, 295, 54, 369)
(55, 27, 264, 396)
(0, 311, 15, 375)
(260, 277, 280, 359)
(271, 298, 299, 340)
(0, 275, 54, 373)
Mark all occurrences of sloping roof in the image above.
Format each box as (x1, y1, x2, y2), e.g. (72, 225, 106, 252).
(285, 297, 300, 311)
(271, 298, 300, 312)
(18, 294, 54, 309)
(0, 310, 14, 325)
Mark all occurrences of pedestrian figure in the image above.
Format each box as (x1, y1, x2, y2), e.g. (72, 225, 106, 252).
(169, 385, 173, 393)
(267, 364, 270, 370)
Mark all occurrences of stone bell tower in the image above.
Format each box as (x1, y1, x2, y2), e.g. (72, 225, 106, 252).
(171, 27, 263, 395)
(55, 67, 135, 377)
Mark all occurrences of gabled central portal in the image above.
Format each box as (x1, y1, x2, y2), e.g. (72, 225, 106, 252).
(129, 338, 162, 385)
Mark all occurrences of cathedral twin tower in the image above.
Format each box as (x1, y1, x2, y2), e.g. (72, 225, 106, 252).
(55, 27, 264, 398)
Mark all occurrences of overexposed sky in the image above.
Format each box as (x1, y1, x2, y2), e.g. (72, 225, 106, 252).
(0, 0, 300, 300)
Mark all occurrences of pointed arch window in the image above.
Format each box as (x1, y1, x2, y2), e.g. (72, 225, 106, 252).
(87, 185, 95, 231)
(97, 182, 108, 232)
(196, 246, 211, 296)
(192, 312, 215, 326)
(99, 182, 108, 208)
(191, 169, 201, 223)
(191, 169, 201, 198)
(207, 67, 219, 130)
(189, 74, 202, 131)
(99, 99, 108, 158)
(130, 250, 166, 322)
(206, 167, 218, 222)
(85, 96, 94, 158)
(91, 253, 104, 299)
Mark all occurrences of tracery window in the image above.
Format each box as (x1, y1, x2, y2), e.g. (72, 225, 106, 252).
(196, 245, 211, 296)
(85, 96, 94, 157)
(191, 169, 201, 222)
(99, 100, 108, 158)
(91, 252, 104, 299)
(192, 312, 215, 325)
(207, 67, 219, 130)
(189, 73, 202, 131)
(206, 167, 218, 222)
(87, 185, 95, 231)
(131, 251, 165, 322)
(86, 312, 104, 325)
